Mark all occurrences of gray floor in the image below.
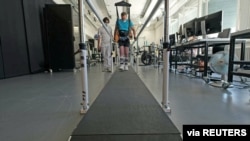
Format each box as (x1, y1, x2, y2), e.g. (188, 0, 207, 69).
(0, 64, 249, 141)
(136, 65, 250, 133)
(0, 65, 113, 141)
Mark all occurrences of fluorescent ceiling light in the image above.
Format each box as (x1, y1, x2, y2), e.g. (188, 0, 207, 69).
(146, 22, 151, 27)
(53, 0, 66, 4)
(144, 0, 157, 19)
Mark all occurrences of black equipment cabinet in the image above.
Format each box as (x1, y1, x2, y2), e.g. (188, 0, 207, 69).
(0, 36, 4, 79)
(22, 0, 47, 73)
(0, 0, 56, 79)
(0, 0, 30, 78)
(44, 4, 75, 71)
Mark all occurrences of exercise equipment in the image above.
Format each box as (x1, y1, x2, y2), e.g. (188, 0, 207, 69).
(140, 43, 159, 66)
(140, 45, 152, 65)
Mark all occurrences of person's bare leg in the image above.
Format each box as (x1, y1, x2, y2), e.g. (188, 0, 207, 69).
(119, 46, 125, 70)
(124, 46, 129, 70)
(124, 47, 129, 64)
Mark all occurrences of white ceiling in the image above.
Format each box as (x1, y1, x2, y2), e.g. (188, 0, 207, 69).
(55, 0, 165, 26)
(103, 0, 149, 27)
(54, 0, 199, 30)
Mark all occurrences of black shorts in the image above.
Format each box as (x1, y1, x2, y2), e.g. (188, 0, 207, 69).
(118, 38, 130, 47)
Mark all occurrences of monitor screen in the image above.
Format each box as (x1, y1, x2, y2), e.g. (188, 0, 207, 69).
(178, 24, 183, 35)
(218, 28, 231, 38)
(195, 11, 222, 36)
(205, 11, 222, 34)
(195, 17, 206, 36)
(169, 34, 176, 46)
(183, 18, 196, 37)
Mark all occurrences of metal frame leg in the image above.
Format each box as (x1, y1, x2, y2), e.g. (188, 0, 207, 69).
(228, 38, 236, 83)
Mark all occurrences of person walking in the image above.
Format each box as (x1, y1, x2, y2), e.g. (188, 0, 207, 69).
(98, 17, 113, 72)
(115, 12, 136, 71)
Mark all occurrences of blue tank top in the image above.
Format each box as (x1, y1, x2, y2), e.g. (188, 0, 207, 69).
(116, 19, 134, 31)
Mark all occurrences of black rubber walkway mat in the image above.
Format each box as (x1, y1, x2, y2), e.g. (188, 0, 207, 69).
(71, 134, 182, 141)
(70, 68, 181, 141)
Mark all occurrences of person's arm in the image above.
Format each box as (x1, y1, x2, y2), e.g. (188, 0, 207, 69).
(114, 25, 119, 42)
(97, 29, 101, 52)
(98, 37, 101, 52)
(131, 26, 136, 40)
(110, 26, 114, 41)
(129, 20, 136, 40)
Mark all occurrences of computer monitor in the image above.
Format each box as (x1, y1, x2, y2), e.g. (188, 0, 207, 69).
(201, 20, 207, 39)
(183, 18, 196, 38)
(195, 11, 223, 36)
(169, 34, 176, 46)
(177, 24, 185, 43)
(195, 17, 206, 36)
(178, 24, 183, 36)
(218, 28, 231, 38)
(205, 11, 222, 34)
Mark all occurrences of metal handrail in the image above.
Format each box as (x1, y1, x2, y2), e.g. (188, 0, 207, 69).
(85, 0, 113, 38)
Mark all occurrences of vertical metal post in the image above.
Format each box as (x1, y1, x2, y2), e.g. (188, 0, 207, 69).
(130, 45, 134, 67)
(115, 43, 119, 65)
(228, 38, 235, 83)
(162, 0, 171, 113)
(136, 38, 139, 73)
(111, 39, 113, 72)
(78, 0, 89, 114)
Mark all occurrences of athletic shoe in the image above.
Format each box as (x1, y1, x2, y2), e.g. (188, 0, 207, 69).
(119, 64, 124, 70)
(107, 68, 112, 72)
(102, 67, 108, 72)
(124, 65, 129, 71)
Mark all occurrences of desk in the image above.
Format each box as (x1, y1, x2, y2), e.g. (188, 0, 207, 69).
(171, 38, 245, 81)
(228, 29, 250, 83)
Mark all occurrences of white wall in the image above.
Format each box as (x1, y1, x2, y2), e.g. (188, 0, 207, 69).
(237, 0, 250, 31)
(154, 18, 164, 45)
(144, 27, 156, 43)
(236, 0, 250, 61)
(137, 27, 156, 47)
(85, 18, 98, 38)
(73, 18, 98, 50)
(208, 0, 237, 32)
